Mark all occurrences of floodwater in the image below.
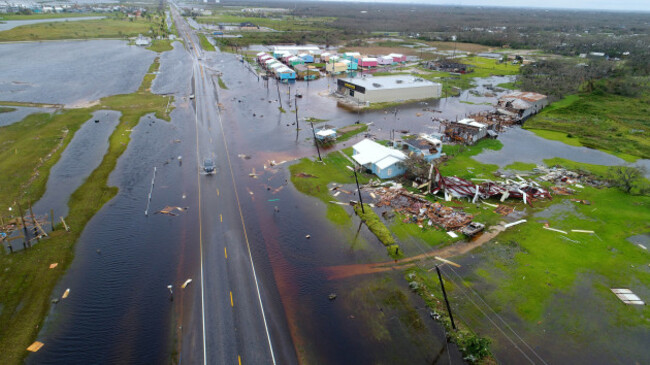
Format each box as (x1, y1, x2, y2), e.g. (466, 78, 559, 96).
(474, 127, 650, 177)
(0, 16, 104, 32)
(32, 110, 120, 218)
(151, 41, 192, 95)
(0, 40, 155, 105)
(0, 105, 55, 127)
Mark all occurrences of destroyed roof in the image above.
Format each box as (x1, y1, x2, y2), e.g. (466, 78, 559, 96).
(352, 139, 406, 166)
(454, 118, 487, 129)
(501, 91, 547, 102)
(404, 136, 440, 151)
(315, 129, 336, 137)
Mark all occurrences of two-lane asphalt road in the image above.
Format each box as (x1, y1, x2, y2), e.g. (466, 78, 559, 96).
(169, 6, 288, 364)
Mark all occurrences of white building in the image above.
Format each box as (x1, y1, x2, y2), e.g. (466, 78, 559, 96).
(497, 91, 548, 120)
(337, 75, 442, 104)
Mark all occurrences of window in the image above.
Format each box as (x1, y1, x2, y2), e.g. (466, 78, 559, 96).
(387, 168, 392, 176)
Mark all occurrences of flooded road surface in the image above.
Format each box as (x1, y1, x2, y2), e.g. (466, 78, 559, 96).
(0, 16, 105, 31)
(0, 105, 56, 127)
(0, 40, 155, 105)
(32, 110, 120, 218)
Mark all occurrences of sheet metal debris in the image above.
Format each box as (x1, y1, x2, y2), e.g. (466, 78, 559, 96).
(156, 206, 187, 216)
(611, 289, 645, 305)
(26, 341, 44, 352)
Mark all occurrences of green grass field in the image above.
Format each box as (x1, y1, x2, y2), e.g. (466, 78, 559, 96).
(525, 91, 650, 160)
(0, 12, 106, 20)
(194, 13, 335, 32)
(0, 57, 172, 365)
(147, 39, 173, 53)
(289, 152, 369, 225)
(198, 33, 215, 51)
(0, 18, 158, 41)
(0, 106, 16, 113)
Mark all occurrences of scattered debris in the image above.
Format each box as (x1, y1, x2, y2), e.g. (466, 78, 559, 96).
(571, 230, 595, 234)
(328, 293, 337, 300)
(305, 235, 311, 239)
(504, 219, 527, 228)
(49, 263, 58, 269)
(181, 279, 192, 289)
(447, 231, 458, 238)
(238, 154, 251, 160)
(156, 206, 187, 216)
(611, 288, 645, 305)
(494, 205, 514, 216)
(62, 288, 70, 299)
(249, 168, 259, 178)
(295, 172, 316, 178)
(543, 226, 568, 234)
(26, 341, 44, 352)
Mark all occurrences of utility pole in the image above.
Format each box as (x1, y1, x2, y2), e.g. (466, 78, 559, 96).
(17, 203, 29, 248)
(435, 265, 457, 330)
(347, 166, 365, 214)
(295, 93, 299, 132)
(276, 78, 282, 109)
(310, 122, 322, 161)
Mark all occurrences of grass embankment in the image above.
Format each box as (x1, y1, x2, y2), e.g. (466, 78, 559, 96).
(525, 91, 650, 160)
(147, 39, 173, 53)
(336, 124, 368, 142)
(0, 101, 62, 108)
(0, 57, 172, 365)
(197, 33, 215, 52)
(0, 106, 16, 113)
(289, 152, 369, 225)
(0, 17, 160, 41)
(354, 204, 401, 259)
(217, 77, 228, 89)
(0, 13, 105, 21)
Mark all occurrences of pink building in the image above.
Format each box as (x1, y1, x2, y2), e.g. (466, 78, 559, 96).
(388, 53, 406, 63)
(359, 57, 378, 67)
(377, 56, 393, 65)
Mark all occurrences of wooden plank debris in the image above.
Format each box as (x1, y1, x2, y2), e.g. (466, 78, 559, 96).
(26, 341, 44, 352)
(62, 288, 70, 299)
(49, 263, 58, 269)
(504, 219, 526, 228)
(543, 226, 568, 234)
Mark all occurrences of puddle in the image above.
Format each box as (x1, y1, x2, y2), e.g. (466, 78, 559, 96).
(0, 105, 56, 127)
(32, 110, 120, 218)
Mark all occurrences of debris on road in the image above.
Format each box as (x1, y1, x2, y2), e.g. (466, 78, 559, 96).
(611, 288, 645, 305)
(181, 279, 192, 289)
(238, 154, 251, 160)
(328, 293, 337, 300)
(156, 206, 187, 216)
(305, 234, 311, 239)
(62, 288, 70, 299)
(504, 219, 527, 228)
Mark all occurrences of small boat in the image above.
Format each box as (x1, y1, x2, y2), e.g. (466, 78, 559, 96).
(461, 222, 485, 237)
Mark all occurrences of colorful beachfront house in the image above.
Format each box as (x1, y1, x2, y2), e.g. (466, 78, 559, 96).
(264, 59, 279, 69)
(287, 56, 305, 67)
(269, 62, 284, 75)
(298, 53, 314, 63)
(273, 49, 290, 58)
(325, 62, 348, 74)
(377, 56, 394, 65)
(341, 59, 358, 71)
(320, 52, 332, 62)
(294, 64, 320, 80)
(352, 139, 407, 179)
(403, 134, 443, 162)
(343, 52, 361, 62)
(259, 54, 273, 64)
(276, 66, 297, 80)
(359, 57, 378, 68)
(388, 53, 406, 63)
(328, 55, 342, 64)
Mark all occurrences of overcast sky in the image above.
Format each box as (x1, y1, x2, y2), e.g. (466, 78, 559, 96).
(326, 0, 650, 12)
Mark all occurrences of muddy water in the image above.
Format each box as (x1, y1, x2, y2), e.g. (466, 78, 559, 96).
(214, 53, 467, 364)
(27, 105, 200, 364)
(0, 105, 56, 127)
(0, 40, 155, 105)
(0, 16, 105, 31)
(32, 110, 120, 218)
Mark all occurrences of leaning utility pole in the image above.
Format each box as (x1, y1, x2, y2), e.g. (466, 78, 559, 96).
(435, 265, 457, 330)
(295, 93, 299, 132)
(348, 166, 365, 214)
(310, 122, 322, 161)
(276, 78, 282, 109)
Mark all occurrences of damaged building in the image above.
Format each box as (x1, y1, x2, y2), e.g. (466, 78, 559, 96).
(445, 118, 489, 144)
(497, 92, 548, 120)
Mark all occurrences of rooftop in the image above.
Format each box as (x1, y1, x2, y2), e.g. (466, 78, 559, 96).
(501, 91, 547, 102)
(339, 75, 440, 91)
(352, 139, 406, 166)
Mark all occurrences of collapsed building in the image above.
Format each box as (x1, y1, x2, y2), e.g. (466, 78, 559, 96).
(444, 118, 491, 144)
(497, 91, 548, 120)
